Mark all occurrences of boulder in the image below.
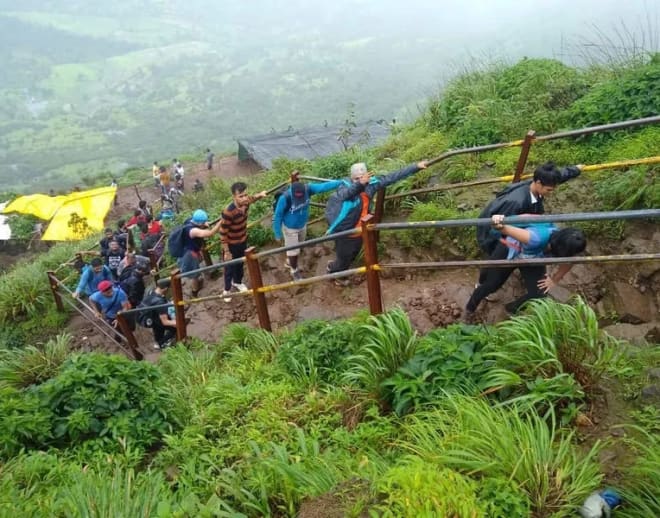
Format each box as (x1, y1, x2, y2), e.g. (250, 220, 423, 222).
(601, 322, 660, 346)
(607, 281, 658, 323)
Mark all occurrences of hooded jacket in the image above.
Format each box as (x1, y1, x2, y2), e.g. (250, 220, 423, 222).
(272, 180, 342, 239)
(326, 163, 422, 234)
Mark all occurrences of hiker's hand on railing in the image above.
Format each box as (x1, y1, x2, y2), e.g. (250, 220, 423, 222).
(491, 215, 505, 229)
(257, 190, 267, 199)
(417, 160, 429, 169)
(72, 291, 80, 299)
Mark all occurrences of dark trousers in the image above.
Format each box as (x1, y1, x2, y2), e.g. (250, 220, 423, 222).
(152, 320, 176, 346)
(328, 236, 363, 273)
(224, 241, 247, 290)
(467, 241, 546, 313)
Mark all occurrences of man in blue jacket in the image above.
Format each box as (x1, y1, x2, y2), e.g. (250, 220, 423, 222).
(73, 257, 113, 298)
(272, 179, 342, 280)
(325, 160, 428, 284)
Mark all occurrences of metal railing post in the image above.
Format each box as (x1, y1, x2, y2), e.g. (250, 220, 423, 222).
(361, 215, 383, 315)
(115, 313, 143, 360)
(245, 247, 272, 331)
(46, 271, 64, 312)
(170, 268, 188, 341)
(513, 130, 536, 183)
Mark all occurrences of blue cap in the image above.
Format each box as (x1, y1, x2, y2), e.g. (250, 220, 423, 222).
(191, 209, 208, 224)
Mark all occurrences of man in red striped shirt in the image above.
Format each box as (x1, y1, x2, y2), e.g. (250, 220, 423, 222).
(220, 182, 267, 301)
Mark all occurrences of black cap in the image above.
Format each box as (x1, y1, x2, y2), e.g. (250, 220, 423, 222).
(291, 182, 306, 198)
(157, 278, 171, 289)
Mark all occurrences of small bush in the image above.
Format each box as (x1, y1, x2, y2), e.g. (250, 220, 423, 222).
(568, 59, 660, 129)
(0, 333, 71, 389)
(276, 319, 360, 386)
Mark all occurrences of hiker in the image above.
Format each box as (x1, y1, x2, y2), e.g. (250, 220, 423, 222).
(141, 278, 177, 350)
(174, 160, 185, 190)
(152, 161, 160, 188)
(178, 209, 223, 297)
(73, 257, 112, 298)
(159, 166, 171, 195)
(126, 209, 147, 229)
(272, 178, 342, 280)
(115, 220, 130, 250)
(220, 182, 267, 301)
(158, 194, 176, 221)
(99, 227, 117, 255)
(206, 148, 214, 171)
(465, 214, 587, 318)
(119, 262, 149, 308)
(193, 178, 204, 193)
(102, 239, 126, 279)
(325, 161, 428, 284)
(89, 280, 130, 328)
(474, 161, 581, 296)
(117, 251, 151, 279)
(110, 178, 118, 206)
(146, 214, 162, 235)
(138, 200, 152, 220)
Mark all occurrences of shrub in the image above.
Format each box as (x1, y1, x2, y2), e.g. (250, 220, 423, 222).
(402, 396, 602, 517)
(481, 298, 621, 418)
(618, 430, 660, 517)
(343, 309, 417, 401)
(10, 353, 177, 453)
(382, 325, 491, 416)
(0, 333, 71, 389)
(276, 319, 360, 386)
(376, 458, 484, 517)
(568, 59, 660, 129)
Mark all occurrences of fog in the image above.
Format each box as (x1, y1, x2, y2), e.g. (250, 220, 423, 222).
(0, 0, 656, 191)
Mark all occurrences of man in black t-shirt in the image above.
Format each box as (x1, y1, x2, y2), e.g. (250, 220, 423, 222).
(145, 278, 177, 350)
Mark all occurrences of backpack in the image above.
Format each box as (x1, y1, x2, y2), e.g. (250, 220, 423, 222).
(167, 224, 192, 258)
(324, 180, 352, 229)
(135, 292, 164, 328)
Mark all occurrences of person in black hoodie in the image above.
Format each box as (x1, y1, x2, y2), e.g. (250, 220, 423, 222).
(467, 161, 581, 317)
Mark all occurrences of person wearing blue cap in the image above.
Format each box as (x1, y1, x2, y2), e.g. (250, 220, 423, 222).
(180, 209, 222, 297)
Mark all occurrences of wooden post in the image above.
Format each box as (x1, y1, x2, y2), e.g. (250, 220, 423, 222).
(361, 215, 383, 315)
(245, 247, 271, 331)
(170, 269, 188, 341)
(116, 313, 143, 360)
(513, 130, 536, 183)
(46, 271, 64, 312)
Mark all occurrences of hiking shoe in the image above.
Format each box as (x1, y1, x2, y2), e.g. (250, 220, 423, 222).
(461, 310, 478, 325)
(153, 343, 162, 350)
(222, 290, 232, 303)
(292, 269, 303, 281)
(232, 282, 248, 292)
(474, 283, 497, 302)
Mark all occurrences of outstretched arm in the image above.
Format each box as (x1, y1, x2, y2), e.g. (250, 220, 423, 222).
(538, 264, 574, 293)
(309, 180, 343, 195)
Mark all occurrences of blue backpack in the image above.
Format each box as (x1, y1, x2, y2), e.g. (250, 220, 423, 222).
(167, 223, 193, 258)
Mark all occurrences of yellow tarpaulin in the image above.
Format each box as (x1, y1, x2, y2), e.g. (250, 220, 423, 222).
(1, 186, 117, 241)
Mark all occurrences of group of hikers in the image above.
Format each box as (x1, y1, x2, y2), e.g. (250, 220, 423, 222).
(173, 159, 584, 316)
(151, 158, 204, 220)
(72, 157, 585, 349)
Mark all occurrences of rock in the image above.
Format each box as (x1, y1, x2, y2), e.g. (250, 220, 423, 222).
(641, 385, 660, 403)
(608, 281, 658, 323)
(648, 368, 660, 381)
(601, 323, 660, 346)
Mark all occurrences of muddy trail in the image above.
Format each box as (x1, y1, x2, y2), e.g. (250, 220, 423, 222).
(68, 156, 659, 360)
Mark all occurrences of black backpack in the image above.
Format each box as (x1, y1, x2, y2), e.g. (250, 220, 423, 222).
(167, 223, 192, 258)
(273, 185, 310, 213)
(135, 292, 164, 328)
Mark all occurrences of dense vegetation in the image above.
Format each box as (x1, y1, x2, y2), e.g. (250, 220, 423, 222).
(1, 52, 659, 515)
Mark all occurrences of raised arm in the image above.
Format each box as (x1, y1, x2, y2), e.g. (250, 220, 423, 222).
(309, 180, 343, 195)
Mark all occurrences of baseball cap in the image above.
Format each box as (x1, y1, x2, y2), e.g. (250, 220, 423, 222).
(191, 209, 208, 224)
(350, 163, 368, 179)
(97, 280, 113, 292)
(157, 278, 171, 290)
(291, 182, 306, 198)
